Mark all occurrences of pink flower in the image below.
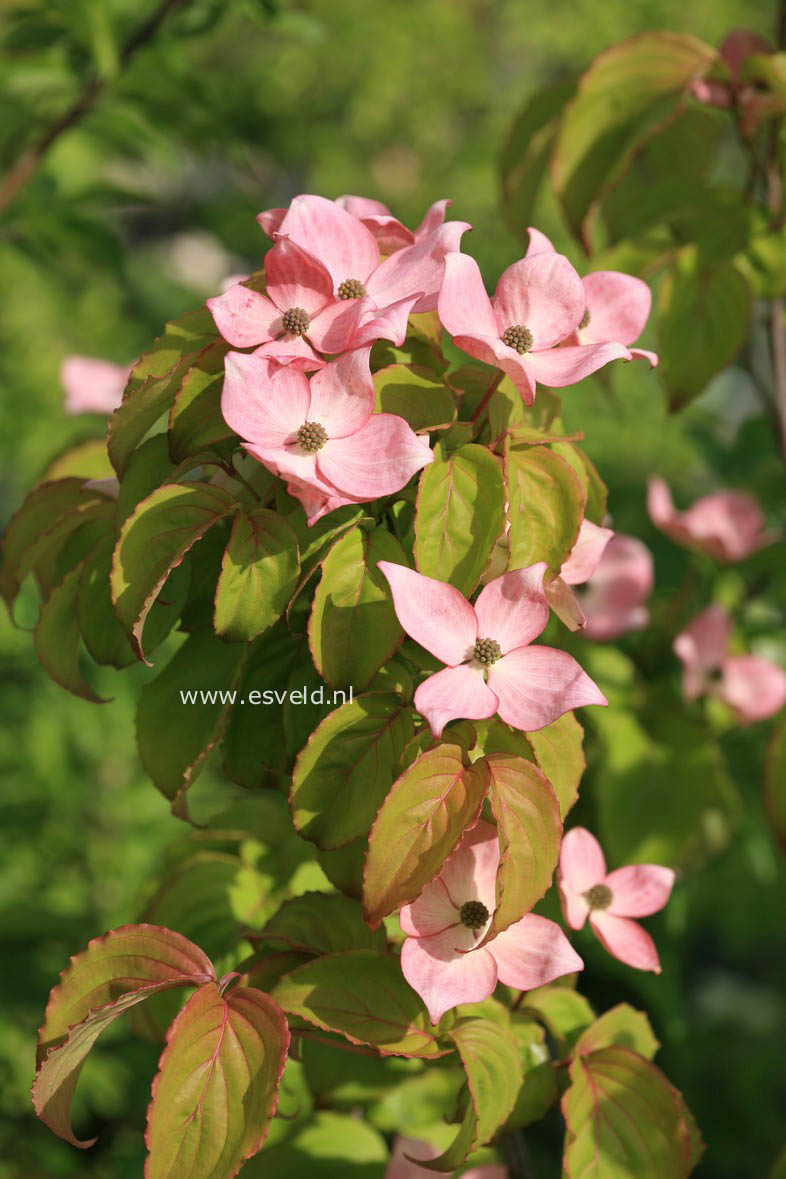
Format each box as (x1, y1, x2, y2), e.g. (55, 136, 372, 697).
(377, 560, 607, 737)
(386, 1137, 506, 1179)
(545, 519, 615, 632)
(60, 356, 132, 415)
(647, 476, 768, 562)
(221, 348, 433, 524)
(577, 534, 654, 641)
(674, 604, 786, 723)
(260, 195, 450, 256)
(437, 249, 631, 405)
(558, 827, 674, 974)
(401, 822, 583, 1024)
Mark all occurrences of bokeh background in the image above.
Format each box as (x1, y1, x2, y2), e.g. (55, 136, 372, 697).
(1, 1, 785, 1176)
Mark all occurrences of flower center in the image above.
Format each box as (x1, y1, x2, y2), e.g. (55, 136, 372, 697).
(459, 900, 490, 929)
(579, 308, 591, 330)
(296, 421, 328, 452)
(282, 307, 311, 336)
(502, 324, 533, 353)
(473, 637, 502, 665)
(338, 278, 367, 300)
(584, 882, 613, 911)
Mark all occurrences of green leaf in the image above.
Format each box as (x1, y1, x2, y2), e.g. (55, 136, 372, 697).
(40, 438, 116, 483)
(315, 838, 367, 901)
(552, 32, 715, 246)
(373, 364, 457, 431)
(32, 924, 214, 1147)
(308, 526, 406, 690)
(145, 982, 289, 1179)
(290, 693, 414, 850)
(561, 1045, 703, 1177)
(241, 1110, 389, 1177)
(363, 745, 489, 927)
(526, 713, 585, 819)
(505, 443, 585, 577)
(273, 950, 444, 1058)
(214, 508, 300, 642)
(136, 631, 248, 815)
(167, 341, 232, 463)
(575, 1004, 659, 1061)
(112, 481, 237, 661)
(766, 715, 786, 853)
(34, 563, 104, 702)
(482, 755, 562, 939)
(114, 435, 174, 528)
(414, 443, 506, 595)
(550, 442, 608, 526)
(658, 247, 751, 410)
(287, 503, 370, 601)
(522, 983, 594, 1053)
(506, 1014, 557, 1129)
(257, 892, 386, 956)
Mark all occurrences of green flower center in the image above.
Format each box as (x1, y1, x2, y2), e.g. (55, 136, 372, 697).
(579, 308, 591, 330)
(459, 900, 490, 930)
(297, 421, 328, 452)
(584, 882, 613, 911)
(502, 324, 533, 353)
(473, 637, 502, 665)
(282, 307, 311, 335)
(338, 278, 367, 300)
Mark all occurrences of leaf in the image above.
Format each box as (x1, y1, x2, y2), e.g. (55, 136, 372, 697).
(414, 443, 506, 596)
(112, 481, 238, 661)
(505, 443, 585, 577)
(506, 1014, 557, 1129)
(482, 755, 562, 940)
(527, 713, 585, 818)
(550, 442, 608, 526)
(373, 365, 457, 431)
(272, 950, 444, 1057)
(115, 435, 176, 528)
(167, 341, 232, 462)
(561, 1045, 703, 1177)
(214, 508, 300, 642)
(40, 438, 116, 483)
(145, 982, 289, 1179)
(363, 745, 489, 927)
(32, 924, 214, 1147)
(551, 32, 715, 246)
(658, 247, 751, 410)
(257, 893, 386, 956)
(522, 983, 594, 1053)
(34, 564, 104, 702)
(136, 631, 248, 815)
(290, 693, 414, 850)
(575, 1004, 659, 1061)
(308, 526, 406, 690)
(286, 503, 370, 601)
(241, 1110, 389, 1177)
(765, 715, 786, 853)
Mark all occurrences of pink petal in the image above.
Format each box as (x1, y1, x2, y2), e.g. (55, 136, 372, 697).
(437, 252, 500, 339)
(558, 827, 606, 929)
(245, 441, 330, 492)
(451, 333, 537, 404)
(580, 271, 651, 347)
(283, 476, 361, 526)
(317, 413, 432, 499)
(61, 356, 131, 415)
(368, 220, 471, 314)
(605, 865, 675, 918)
(278, 194, 380, 288)
(400, 877, 460, 938)
(256, 207, 287, 238)
(414, 664, 499, 739)
(524, 227, 557, 257)
(221, 352, 310, 446)
(337, 195, 392, 218)
(264, 237, 335, 316)
(630, 347, 659, 367)
(474, 563, 550, 654)
(524, 340, 632, 387)
(413, 199, 450, 241)
(252, 336, 326, 370)
(487, 646, 607, 732)
(307, 348, 375, 438)
(337, 195, 415, 253)
(207, 285, 279, 348)
(648, 477, 766, 562)
(492, 253, 585, 350)
(646, 476, 677, 531)
(589, 912, 662, 973)
(719, 655, 786, 722)
(579, 534, 654, 642)
(351, 293, 421, 348)
(376, 562, 478, 665)
(400, 931, 497, 1024)
(545, 576, 587, 632)
(673, 604, 730, 700)
(440, 819, 500, 914)
(487, 914, 583, 989)
(306, 300, 366, 353)
(560, 520, 615, 586)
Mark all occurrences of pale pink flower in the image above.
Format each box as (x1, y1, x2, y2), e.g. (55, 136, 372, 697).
(260, 195, 449, 255)
(674, 604, 786, 723)
(558, 827, 674, 974)
(401, 822, 583, 1024)
(545, 519, 615, 629)
(647, 476, 767, 562)
(60, 356, 132, 415)
(437, 250, 631, 405)
(576, 534, 654, 641)
(377, 560, 607, 737)
(221, 348, 433, 525)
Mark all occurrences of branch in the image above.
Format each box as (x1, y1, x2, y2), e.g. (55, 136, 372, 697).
(0, 0, 191, 217)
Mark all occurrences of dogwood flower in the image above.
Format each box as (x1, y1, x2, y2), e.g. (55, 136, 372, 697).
(401, 822, 583, 1024)
(437, 249, 631, 404)
(558, 827, 674, 973)
(576, 534, 654, 641)
(377, 560, 607, 736)
(647, 476, 768, 561)
(386, 1137, 506, 1179)
(260, 195, 451, 256)
(61, 356, 131, 415)
(221, 348, 433, 524)
(545, 519, 615, 630)
(674, 604, 786, 723)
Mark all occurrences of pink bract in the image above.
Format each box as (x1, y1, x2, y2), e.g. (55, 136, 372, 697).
(401, 821, 583, 1023)
(260, 195, 451, 256)
(576, 534, 654, 641)
(377, 560, 607, 736)
(647, 476, 768, 562)
(558, 827, 674, 974)
(545, 519, 615, 632)
(60, 356, 132, 415)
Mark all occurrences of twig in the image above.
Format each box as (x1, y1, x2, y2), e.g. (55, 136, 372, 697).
(0, 0, 191, 217)
(470, 369, 504, 424)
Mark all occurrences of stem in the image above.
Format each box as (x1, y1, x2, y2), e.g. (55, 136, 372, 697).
(764, 0, 786, 457)
(500, 1130, 535, 1179)
(470, 369, 504, 424)
(0, 0, 190, 217)
(770, 299, 786, 457)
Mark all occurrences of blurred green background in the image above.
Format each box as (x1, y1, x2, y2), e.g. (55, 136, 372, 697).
(1, 1, 785, 1176)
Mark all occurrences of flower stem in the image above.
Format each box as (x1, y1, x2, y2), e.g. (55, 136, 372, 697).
(470, 369, 504, 424)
